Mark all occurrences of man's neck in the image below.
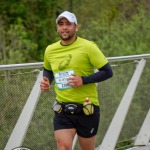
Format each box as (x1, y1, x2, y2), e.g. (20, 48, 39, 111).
(61, 36, 77, 46)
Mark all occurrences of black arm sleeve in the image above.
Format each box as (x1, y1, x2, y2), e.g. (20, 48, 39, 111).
(43, 68, 54, 83)
(81, 63, 113, 84)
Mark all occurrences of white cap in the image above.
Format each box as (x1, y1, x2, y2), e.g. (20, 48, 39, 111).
(56, 11, 77, 25)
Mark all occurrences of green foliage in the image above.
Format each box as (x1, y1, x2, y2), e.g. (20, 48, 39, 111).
(78, 1, 150, 57)
(0, 0, 150, 64)
(7, 19, 38, 63)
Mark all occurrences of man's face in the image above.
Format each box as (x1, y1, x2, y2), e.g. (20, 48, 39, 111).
(57, 18, 78, 41)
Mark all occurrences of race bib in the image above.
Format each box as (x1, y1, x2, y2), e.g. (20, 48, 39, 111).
(55, 70, 74, 90)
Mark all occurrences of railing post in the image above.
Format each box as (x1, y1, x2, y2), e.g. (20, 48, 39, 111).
(134, 109, 150, 146)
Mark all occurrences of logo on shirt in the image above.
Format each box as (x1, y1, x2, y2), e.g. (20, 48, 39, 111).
(58, 54, 72, 70)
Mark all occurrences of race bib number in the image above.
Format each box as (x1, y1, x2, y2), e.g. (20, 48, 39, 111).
(55, 70, 74, 90)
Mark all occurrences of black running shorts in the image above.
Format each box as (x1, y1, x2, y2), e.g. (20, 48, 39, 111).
(54, 105, 100, 138)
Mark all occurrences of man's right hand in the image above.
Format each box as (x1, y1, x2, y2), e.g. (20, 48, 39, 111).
(40, 77, 50, 92)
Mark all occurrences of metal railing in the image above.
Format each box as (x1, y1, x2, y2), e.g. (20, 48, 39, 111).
(1, 54, 150, 150)
(0, 54, 150, 71)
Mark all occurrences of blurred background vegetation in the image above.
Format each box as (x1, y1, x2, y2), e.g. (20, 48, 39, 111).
(0, 0, 150, 65)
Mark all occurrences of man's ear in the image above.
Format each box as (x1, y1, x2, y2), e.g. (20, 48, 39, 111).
(76, 25, 79, 32)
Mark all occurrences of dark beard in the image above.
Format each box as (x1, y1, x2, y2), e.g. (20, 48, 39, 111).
(59, 34, 73, 41)
(59, 28, 76, 41)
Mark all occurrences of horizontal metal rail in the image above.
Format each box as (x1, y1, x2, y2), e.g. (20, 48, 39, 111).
(0, 54, 150, 71)
(107, 54, 150, 62)
(0, 62, 43, 71)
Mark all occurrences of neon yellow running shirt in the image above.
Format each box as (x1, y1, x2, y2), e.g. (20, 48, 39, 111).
(44, 37, 108, 106)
